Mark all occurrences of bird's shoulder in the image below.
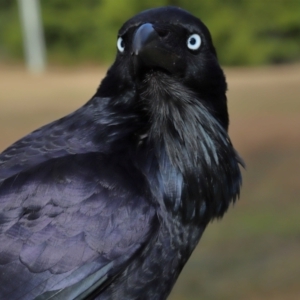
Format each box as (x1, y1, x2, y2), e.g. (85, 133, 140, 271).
(0, 94, 139, 183)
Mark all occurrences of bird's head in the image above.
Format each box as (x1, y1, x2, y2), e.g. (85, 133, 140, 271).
(98, 6, 229, 130)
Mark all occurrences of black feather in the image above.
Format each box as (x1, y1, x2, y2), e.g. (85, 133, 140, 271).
(0, 6, 243, 300)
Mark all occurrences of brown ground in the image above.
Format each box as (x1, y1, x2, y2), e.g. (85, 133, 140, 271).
(0, 64, 299, 299)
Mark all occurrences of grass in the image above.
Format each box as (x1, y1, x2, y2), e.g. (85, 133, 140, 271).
(0, 63, 300, 299)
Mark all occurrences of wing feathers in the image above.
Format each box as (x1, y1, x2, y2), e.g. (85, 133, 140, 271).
(0, 153, 155, 299)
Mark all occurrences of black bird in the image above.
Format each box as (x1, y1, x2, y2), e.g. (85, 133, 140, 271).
(0, 6, 243, 300)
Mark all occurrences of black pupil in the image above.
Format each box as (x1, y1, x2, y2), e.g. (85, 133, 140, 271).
(120, 39, 124, 48)
(190, 37, 196, 45)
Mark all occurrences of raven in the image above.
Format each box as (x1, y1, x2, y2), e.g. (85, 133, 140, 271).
(0, 6, 243, 300)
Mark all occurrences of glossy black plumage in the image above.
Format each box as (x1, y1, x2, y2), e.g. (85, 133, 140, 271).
(0, 6, 243, 300)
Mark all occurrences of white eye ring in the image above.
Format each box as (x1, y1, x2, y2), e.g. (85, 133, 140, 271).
(187, 34, 201, 50)
(117, 37, 125, 52)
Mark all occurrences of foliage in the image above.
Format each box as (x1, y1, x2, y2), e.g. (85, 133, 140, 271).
(0, 0, 300, 66)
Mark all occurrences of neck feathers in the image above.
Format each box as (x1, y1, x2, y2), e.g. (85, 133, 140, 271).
(139, 73, 242, 222)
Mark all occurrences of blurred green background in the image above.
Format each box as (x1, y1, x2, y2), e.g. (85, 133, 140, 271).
(0, 1, 300, 300)
(1, 0, 300, 66)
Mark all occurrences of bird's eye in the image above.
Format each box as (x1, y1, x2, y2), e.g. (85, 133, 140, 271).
(117, 37, 125, 52)
(187, 34, 201, 51)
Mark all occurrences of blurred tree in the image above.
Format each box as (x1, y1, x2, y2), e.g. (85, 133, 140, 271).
(0, 1, 22, 61)
(0, 0, 299, 66)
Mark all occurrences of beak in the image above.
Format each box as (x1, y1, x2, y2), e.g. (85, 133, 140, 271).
(132, 23, 158, 56)
(132, 23, 183, 74)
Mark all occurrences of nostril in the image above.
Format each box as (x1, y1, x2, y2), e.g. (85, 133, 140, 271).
(154, 27, 169, 38)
